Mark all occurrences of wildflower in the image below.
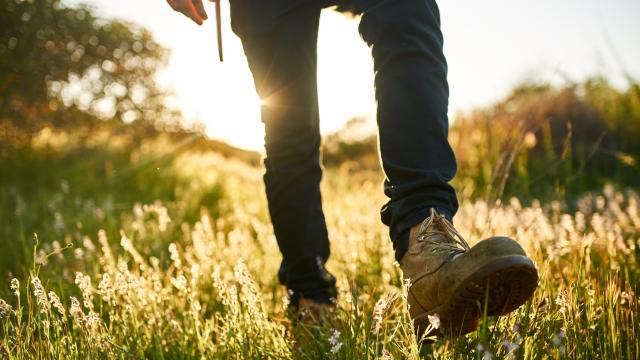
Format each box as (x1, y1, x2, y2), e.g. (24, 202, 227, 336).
(328, 328, 342, 354)
(282, 290, 292, 311)
(120, 231, 145, 268)
(427, 313, 440, 329)
(98, 273, 114, 302)
(169, 243, 182, 269)
(82, 236, 96, 252)
(380, 350, 393, 360)
(190, 299, 202, 314)
(372, 292, 398, 332)
(75, 272, 94, 310)
(476, 342, 493, 360)
(69, 297, 85, 323)
(536, 298, 549, 314)
(502, 340, 519, 359)
(48, 291, 66, 316)
(372, 299, 385, 332)
(153, 202, 171, 231)
(555, 291, 567, 314)
(52, 240, 63, 257)
(36, 249, 48, 266)
(0, 299, 13, 320)
(621, 291, 635, 306)
(31, 277, 51, 313)
(190, 264, 201, 287)
(85, 310, 102, 332)
(171, 275, 188, 292)
(552, 329, 566, 354)
(512, 323, 521, 334)
(10, 278, 19, 297)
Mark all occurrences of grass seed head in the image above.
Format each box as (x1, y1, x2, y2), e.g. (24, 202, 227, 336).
(10, 278, 20, 297)
(31, 277, 51, 314)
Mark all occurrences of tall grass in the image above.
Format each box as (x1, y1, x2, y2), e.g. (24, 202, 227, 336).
(322, 77, 640, 204)
(1, 126, 638, 358)
(449, 79, 640, 202)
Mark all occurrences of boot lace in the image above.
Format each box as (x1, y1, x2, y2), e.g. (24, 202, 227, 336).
(416, 209, 471, 254)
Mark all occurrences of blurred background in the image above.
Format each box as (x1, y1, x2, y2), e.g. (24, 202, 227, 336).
(64, 0, 640, 150)
(1, 0, 639, 282)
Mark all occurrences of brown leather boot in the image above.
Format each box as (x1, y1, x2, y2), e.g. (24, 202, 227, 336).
(400, 209, 538, 339)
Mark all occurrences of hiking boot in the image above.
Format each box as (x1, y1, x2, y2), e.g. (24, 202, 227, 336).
(399, 209, 538, 339)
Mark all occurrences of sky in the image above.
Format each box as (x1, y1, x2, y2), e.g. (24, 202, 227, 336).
(72, 0, 640, 151)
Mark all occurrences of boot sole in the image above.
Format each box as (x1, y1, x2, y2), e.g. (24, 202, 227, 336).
(414, 255, 538, 339)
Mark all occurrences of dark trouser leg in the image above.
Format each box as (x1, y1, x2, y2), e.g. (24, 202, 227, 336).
(356, 0, 459, 261)
(235, 3, 336, 304)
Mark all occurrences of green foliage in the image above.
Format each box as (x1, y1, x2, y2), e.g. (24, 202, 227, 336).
(0, 122, 225, 291)
(0, 2, 638, 357)
(0, 0, 174, 134)
(322, 77, 640, 204)
(451, 78, 640, 202)
(0, 133, 638, 358)
(322, 117, 380, 171)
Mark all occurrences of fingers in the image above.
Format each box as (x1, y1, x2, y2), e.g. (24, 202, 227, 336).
(186, 0, 204, 25)
(191, 0, 208, 21)
(166, 0, 205, 25)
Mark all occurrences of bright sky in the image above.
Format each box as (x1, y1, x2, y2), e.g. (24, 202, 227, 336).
(75, 0, 639, 151)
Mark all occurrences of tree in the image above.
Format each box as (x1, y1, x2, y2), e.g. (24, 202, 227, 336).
(0, 0, 176, 135)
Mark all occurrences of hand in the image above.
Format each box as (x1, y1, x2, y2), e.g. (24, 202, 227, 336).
(167, 0, 209, 25)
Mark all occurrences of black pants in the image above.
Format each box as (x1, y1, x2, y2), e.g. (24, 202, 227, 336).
(233, 0, 458, 304)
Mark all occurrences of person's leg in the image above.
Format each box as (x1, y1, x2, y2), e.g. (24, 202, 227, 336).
(345, 2, 539, 338)
(232, 3, 336, 305)
(355, 0, 459, 261)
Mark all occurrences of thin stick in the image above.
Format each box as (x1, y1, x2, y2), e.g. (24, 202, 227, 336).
(215, 0, 223, 62)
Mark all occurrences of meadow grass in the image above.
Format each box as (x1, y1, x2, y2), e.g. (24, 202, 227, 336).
(0, 130, 638, 359)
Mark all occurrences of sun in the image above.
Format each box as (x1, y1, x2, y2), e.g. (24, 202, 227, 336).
(158, 5, 376, 152)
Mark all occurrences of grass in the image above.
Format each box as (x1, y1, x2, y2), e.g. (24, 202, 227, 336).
(0, 127, 638, 359)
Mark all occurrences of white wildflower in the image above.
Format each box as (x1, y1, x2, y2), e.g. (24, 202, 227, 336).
(168, 243, 182, 269)
(98, 273, 114, 302)
(328, 328, 342, 354)
(0, 299, 13, 319)
(621, 291, 635, 305)
(427, 313, 440, 329)
(372, 292, 398, 332)
(171, 275, 188, 292)
(555, 291, 567, 314)
(282, 290, 291, 311)
(31, 277, 50, 313)
(120, 231, 145, 268)
(48, 291, 66, 316)
(477, 343, 493, 360)
(552, 329, 566, 354)
(69, 297, 85, 323)
(10, 278, 19, 297)
(502, 340, 519, 359)
(82, 236, 96, 252)
(75, 272, 94, 310)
